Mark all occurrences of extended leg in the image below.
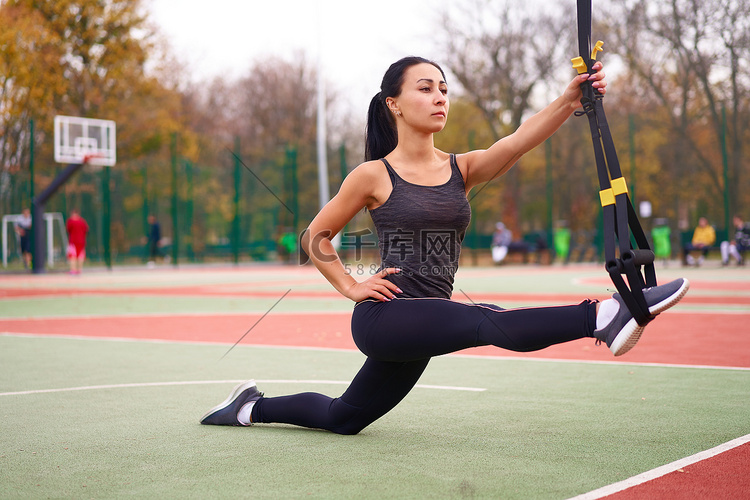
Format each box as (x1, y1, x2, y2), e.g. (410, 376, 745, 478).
(351, 298, 596, 363)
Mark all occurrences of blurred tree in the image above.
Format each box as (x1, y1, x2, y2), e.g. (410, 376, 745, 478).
(233, 55, 322, 232)
(437, 0, 573, 235)
(605, 0, 750, 227)
(177, 55, 331, 251)
(0, 4, 64, 212)
(9, 0, 187, 164)
(1, 0, 192, 257)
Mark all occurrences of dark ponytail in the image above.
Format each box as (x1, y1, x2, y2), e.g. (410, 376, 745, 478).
(364, 56, 447, 161)
(365, 92, 396, 161)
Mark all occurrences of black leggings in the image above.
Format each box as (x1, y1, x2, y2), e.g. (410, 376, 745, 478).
(252, 298, 597, 435)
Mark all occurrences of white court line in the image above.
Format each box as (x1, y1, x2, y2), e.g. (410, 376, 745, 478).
(0, 309, 353, 321)
(0, 379, 486, 397)
(449, 352, 750, 372)
(567, 433, 750, 500)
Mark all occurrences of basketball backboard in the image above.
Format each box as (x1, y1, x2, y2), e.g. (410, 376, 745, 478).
(54, 115, 116, 166)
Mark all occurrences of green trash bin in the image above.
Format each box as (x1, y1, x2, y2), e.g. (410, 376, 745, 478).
(553, 228, 571, 261)
(280, 232, 296, 254)
(652, 225, 671, 259)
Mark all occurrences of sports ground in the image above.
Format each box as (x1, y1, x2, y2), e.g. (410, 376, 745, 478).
(1, 262, 748, 499)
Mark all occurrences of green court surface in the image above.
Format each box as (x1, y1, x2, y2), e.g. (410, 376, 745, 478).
(2, 336, 747, 499)
(1, 263, 749, 499)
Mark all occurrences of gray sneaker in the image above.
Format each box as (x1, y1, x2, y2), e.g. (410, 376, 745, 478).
(594, 278, 690, 356)
(200, 380, 263, 426)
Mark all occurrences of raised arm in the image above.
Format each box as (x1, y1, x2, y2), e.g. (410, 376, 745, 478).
(459, 62, 606, 191)
(301, 162, 402, 303)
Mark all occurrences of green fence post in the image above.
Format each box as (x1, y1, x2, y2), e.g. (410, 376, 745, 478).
(58, 165, 67, 227)
(629, 114, 637, 202)
(545, 138, 554, 251)
(101, 165, 111, 269)
(467, 131, 478, 265)
(185, 160, 194, 261)
(28, 120, 35, 203)
(339, 144, 347, 184)
(233, 136, 241, 265)
(721, 105, 730, 233)
(170, 133, 179, 266)
(289, 146, 299, 236)
(141, 162, 149, 262)
(29, 119, 36, 270)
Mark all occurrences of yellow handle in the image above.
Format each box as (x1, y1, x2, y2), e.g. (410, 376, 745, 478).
(571, 56, 587, 74)
(591, 40, 604, 60)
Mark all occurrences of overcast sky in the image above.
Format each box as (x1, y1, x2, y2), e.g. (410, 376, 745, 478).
(147, 0, 452, 115)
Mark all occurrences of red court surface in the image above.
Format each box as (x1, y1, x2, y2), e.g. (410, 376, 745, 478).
(1, 310, 748, 368)
(604, 442, 750, 499)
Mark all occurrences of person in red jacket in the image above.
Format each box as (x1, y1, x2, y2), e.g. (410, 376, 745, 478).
(66, 209, 89, 274)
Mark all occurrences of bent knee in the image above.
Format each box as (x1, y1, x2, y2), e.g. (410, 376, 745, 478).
(330, 424, 365, 435)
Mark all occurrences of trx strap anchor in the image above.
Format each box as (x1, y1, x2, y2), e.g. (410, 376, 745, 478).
(575, 0, 657, 327)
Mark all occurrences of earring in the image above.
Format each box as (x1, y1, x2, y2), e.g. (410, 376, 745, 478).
(395, 110, 401, 117)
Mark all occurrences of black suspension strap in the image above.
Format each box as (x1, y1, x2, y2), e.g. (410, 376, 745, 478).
(573, 0, 657, 326)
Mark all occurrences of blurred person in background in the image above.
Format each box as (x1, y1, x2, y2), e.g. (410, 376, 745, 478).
(721, 215, 750, 266)
(66, 209, 89, 275)
(147, 214, 162, 266)
(491, 222, 512, 263)
(682, 217, 716, 266)
(14, 208, 32, 269)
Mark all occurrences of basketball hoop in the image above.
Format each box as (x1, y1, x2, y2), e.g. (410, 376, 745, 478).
(82, 153, 105, 171)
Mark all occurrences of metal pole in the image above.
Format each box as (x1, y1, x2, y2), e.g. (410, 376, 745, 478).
(45, 213, 54, 267)
(316, 17, 330, 211)
(31, 163, 84, 273)
(59, 165, 67, 223)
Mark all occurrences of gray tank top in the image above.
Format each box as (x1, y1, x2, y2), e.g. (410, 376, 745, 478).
(369, 154, 472, 299)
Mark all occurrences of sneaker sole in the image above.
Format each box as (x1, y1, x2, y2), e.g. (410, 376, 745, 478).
(610, 278, 690, 357)
(648, 278, 690, 315)
(200, 380, 257, 424)
(609, 318, 644, 357)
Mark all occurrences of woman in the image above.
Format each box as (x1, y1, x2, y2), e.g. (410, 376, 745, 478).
(201, 56, 689, 434)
